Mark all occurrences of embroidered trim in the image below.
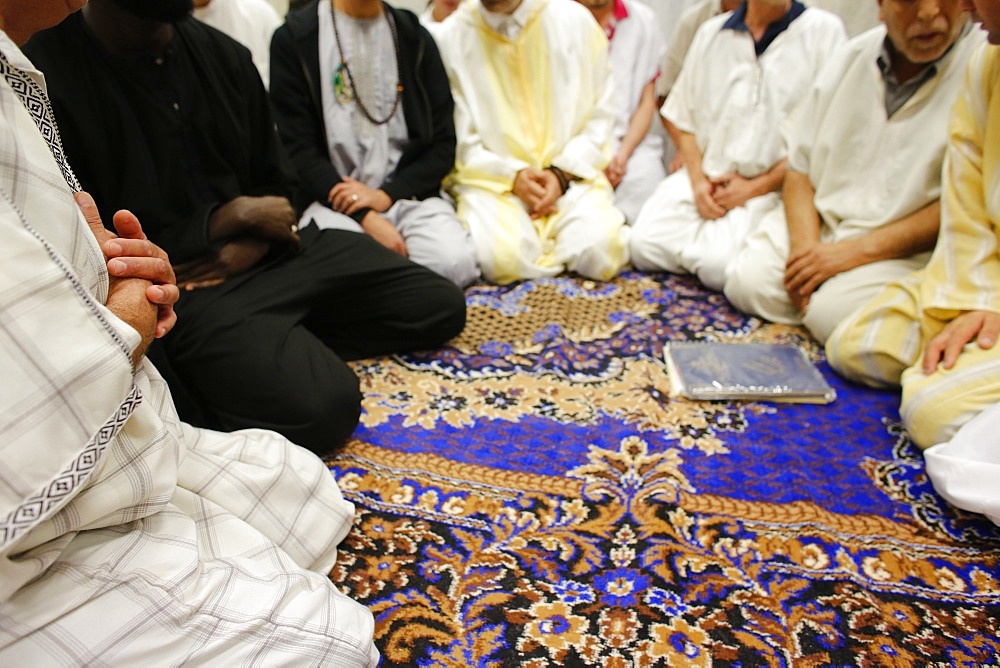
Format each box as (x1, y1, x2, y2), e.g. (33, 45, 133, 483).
(0, 386, 144, 550)
(0, 52, 82, 192)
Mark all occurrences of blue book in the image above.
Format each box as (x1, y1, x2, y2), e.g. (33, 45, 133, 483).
(664, 341, 836, 404)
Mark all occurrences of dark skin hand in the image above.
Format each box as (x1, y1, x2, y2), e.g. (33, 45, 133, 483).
(176, 195, 301, 290)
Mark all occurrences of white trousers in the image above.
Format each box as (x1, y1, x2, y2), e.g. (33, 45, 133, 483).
(630, 167, 777, 291)
(303, 196, 481, 287)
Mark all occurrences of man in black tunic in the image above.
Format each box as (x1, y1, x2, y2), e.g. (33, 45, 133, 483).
(25, 0, 467, 454)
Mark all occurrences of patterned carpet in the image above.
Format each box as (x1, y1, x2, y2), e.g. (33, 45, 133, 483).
(327, 271, 1000, 667)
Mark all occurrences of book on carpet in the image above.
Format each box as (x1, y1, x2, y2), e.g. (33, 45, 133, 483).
(664, 341, 837, 404)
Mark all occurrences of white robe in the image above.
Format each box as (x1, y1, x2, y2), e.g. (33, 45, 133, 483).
(435, 0, 628, 284)
(629, 6, 846, 290)
(608, 0, 667, 223)
(656, 0, 721, 100)
(0, 33, 377, 666)
(724, 25, 984, 343)
(193, 0, 283, 88)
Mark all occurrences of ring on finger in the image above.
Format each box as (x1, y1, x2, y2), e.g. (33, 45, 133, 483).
(351, 193, 359, 202)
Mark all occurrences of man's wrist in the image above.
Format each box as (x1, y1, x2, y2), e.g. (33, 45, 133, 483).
(545, 165, 572, 195)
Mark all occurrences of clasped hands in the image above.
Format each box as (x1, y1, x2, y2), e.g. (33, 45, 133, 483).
(513, 167, 561, 219)
(692, 172, 757, 221)
(328, 177, 407, 257)
(76, 191, 178, 361)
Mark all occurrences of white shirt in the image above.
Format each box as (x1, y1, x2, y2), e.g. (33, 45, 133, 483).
(193, 0, 283, 87)
(607, 0, 666, 149)
(662, 6, 846, 179)
(786, 24, 984, 243)
(657, 0, 722, 98)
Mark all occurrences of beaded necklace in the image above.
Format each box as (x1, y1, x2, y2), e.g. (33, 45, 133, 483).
(330, 1, 403, 126)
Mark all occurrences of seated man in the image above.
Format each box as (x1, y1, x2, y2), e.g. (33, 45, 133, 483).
(725, 0, 978, 343)
(629, 0, 846, 292)
(825, 13, 999, 515)
(269, 0, 480, 288)
(0, 1, 376, 663)
(26, 0, 467, 455)
(656, 0, 742, 173)
(434, 0, 629, 285)
(577, 0, 667, 224)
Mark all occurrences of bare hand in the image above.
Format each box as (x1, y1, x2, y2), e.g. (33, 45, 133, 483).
(74, 191, 178, 339)
(691, 177, 726, 220)
(210, 195, 301, 250)
(329, 176, 392, 216)
(784, 240, 860, 313)
(175, 237, 271, 290)
(361, 213, 408, 256)
(513, 168, 559, 219)
(605, 152, 628, 189)
(922, 310, 1000, 374)
(712, 173, 757, 211)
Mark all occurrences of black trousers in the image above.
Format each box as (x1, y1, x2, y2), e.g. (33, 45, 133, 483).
(160, 226, 466, 454)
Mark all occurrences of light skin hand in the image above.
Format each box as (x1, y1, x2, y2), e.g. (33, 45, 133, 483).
(605, 151, 628, 189)
(691, 177, 726, 220)
(783, 239, 862, 313)
(361, 212, 408, 256)
(74, 191, 178, 339)
(530, 169, 561, 219)
(329, 176, 392, 216)
(105, 273, 158, 367)
(513, 167, 548, 209)
(711, 173, 758, 211)
(513, 168, 559, 218)
(922, 310, 1000, 374)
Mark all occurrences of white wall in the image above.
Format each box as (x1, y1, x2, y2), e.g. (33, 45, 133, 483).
(266, 0, 427, 15)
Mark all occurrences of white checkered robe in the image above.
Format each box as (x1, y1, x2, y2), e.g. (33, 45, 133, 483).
(0, 32, 377, 666)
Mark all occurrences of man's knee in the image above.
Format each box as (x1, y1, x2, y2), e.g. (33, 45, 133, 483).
(400, 276, 467, 345)
(291, 373, 363, 454)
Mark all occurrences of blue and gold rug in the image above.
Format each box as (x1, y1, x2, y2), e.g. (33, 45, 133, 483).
(329, 271, 1000, 666)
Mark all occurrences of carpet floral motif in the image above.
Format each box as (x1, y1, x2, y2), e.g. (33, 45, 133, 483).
(330, 272, 1000, 666)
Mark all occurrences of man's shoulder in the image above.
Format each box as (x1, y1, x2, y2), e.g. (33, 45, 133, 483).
(23, 14, 88, 80)
(387, 4, 426, 40)
(620, 0, 656, 24)
(678, 0, 720, 28)
(541, 0, 602, 28)
(939, 23, 989, 77)
(686, 12, 732, 50)
(832, 24, 886, 65)
(179, 16, 257, 64)
(795, 5, 849, 36)
(803, 26, 883, 98)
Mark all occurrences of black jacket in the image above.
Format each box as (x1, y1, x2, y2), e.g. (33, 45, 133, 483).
(26, 14, 295, 264)
(269, 1, 457, 223)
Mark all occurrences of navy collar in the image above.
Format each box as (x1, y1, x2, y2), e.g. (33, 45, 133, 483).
(722, 1, 806, 56)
